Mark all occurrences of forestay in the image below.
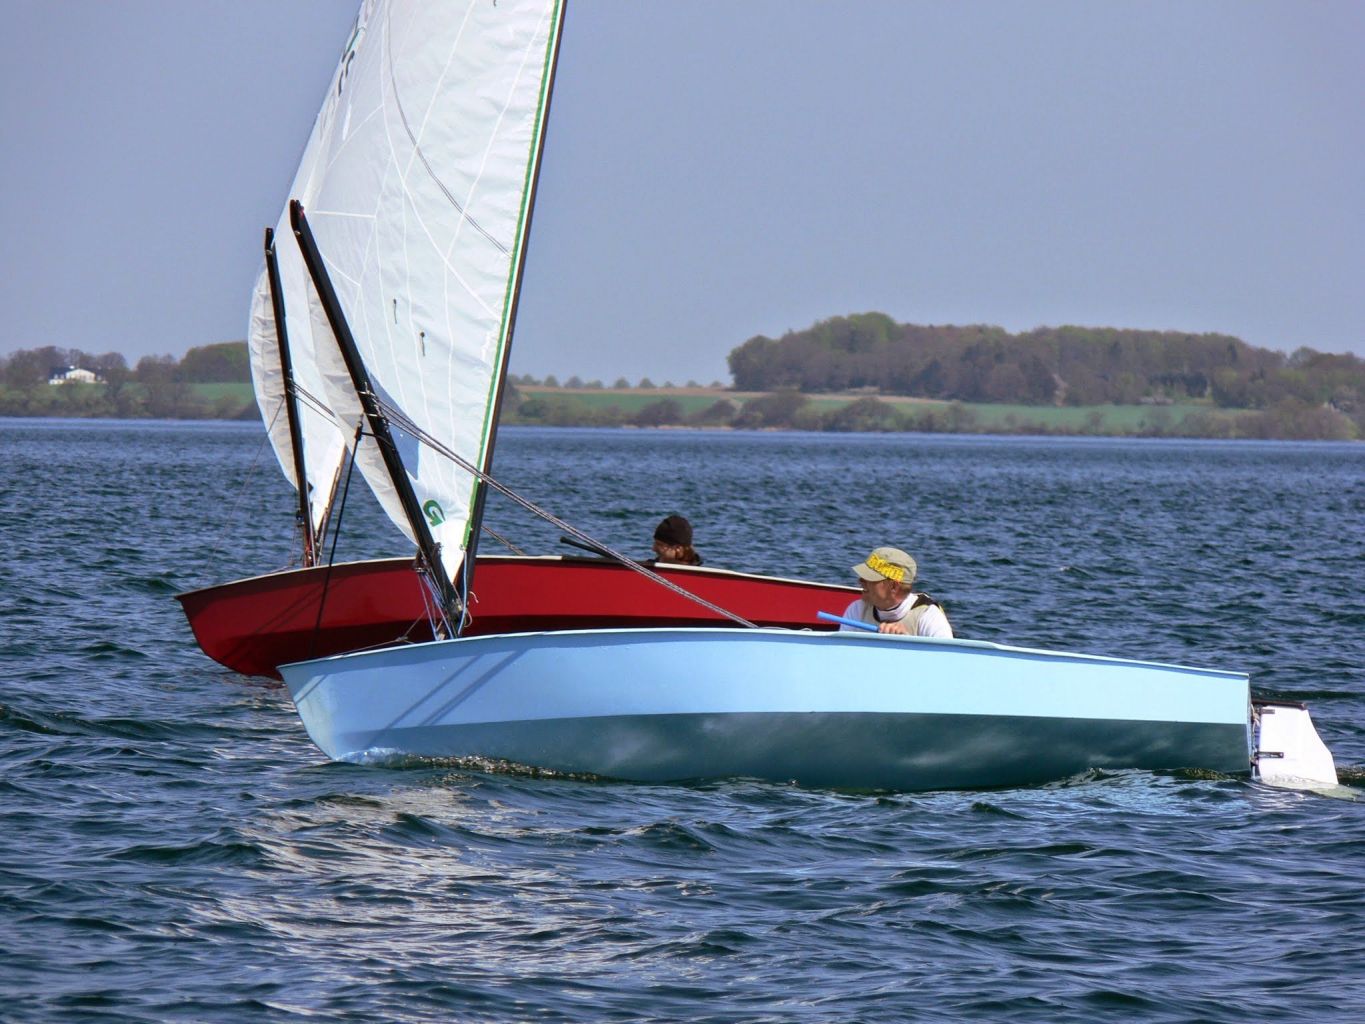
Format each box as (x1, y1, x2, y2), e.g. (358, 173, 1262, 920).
(294, 0, 564, 586)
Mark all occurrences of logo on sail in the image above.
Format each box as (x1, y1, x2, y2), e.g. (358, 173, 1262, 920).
(423, 500, 446, 527)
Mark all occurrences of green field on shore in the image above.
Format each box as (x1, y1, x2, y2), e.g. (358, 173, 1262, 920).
(194, 382, 254, 403)
(175, 382, 1216, 433)
(509, 386, 1235, 435)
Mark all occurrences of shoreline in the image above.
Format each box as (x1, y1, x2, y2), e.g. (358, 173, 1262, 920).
(5, 383, 1359, 441)
(5, 412, 1360, 443)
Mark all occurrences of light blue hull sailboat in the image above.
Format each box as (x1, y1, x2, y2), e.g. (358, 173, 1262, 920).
(254, 0, 1340, 795)
(280, 628, 1255, 791)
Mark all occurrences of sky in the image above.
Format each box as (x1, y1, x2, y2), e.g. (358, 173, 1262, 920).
(2, 1, 1362, 386)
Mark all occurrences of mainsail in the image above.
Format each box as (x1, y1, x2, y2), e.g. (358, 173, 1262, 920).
(289, 0, 564, 590)
(247, 255, 348, 548)
(246, 7, 371, 550)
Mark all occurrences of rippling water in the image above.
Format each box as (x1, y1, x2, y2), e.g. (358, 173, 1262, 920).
(3, 419, 1364, 1022)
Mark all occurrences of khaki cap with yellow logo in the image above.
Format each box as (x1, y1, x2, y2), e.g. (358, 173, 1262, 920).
(852, 547, 917, 585)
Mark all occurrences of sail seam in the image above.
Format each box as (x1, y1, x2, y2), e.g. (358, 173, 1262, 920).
(385, 4, 508, 256)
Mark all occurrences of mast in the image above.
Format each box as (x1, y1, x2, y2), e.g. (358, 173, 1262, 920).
(289, 199, 462, 621)
(262, 227, 318, 567)
(458, 1, 567, 608)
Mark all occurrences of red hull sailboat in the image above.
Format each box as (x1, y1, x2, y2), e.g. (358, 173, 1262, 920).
(178, 555, 856, 680)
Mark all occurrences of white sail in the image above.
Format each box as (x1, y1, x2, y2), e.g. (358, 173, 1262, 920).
(247, 8, 372, 542)
(247, 262, 349, 541)
(291, 0, 563, 586)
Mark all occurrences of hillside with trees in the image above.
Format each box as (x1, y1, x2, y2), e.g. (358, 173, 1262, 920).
(728, 313, 1364, 411)
(717, 313, 1363, 438)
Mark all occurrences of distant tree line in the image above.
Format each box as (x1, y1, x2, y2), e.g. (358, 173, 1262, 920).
(727, 312, 1365, 422)
(0, 342, 252, 419)
(7, 319, 1363, 441)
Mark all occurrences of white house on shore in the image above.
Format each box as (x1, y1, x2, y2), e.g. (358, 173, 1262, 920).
(48, 366, 104, 385)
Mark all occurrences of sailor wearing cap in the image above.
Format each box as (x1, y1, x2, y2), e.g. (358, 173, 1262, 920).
(650, 514, 703, 566)
(841, 547, 953, 637)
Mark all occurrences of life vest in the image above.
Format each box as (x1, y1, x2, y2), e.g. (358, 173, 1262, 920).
(874, 593, 941, 634)
(844, 592, 949, 636)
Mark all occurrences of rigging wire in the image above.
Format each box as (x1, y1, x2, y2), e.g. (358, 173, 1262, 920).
(480, 525, 526, 555)
(376, 398, 758, 629)
(283, 382, 753, 628)
(289, 382, 335, 421)
(286, 380, 459, 636)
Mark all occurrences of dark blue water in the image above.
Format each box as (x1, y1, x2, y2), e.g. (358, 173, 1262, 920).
(3, 419, 1364, 1022)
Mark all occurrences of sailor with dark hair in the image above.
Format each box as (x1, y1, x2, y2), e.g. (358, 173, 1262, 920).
(651, 514, 703, 566)
(841, 546, 952, 637)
